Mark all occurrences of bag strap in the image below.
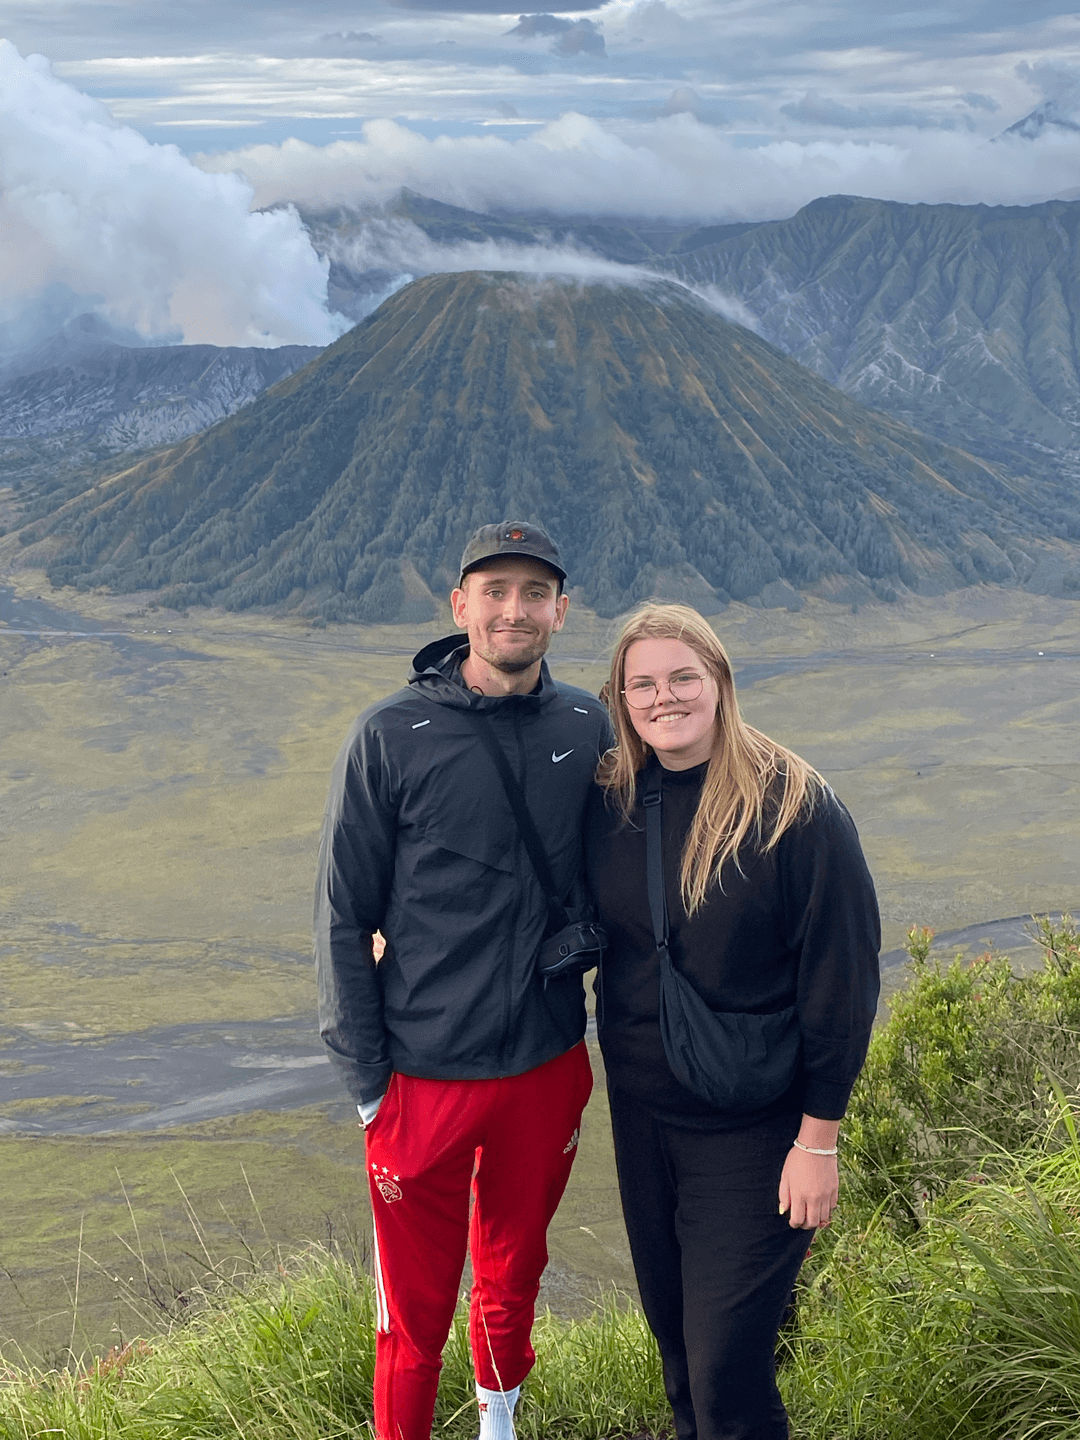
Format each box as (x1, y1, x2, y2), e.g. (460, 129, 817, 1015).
(641, 765, 669, 955)
(473, 715, 569, 933)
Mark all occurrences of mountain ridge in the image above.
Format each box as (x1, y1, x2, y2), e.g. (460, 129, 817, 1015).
(16, 272, 1077, 621)
(308, 193, 1080, 489)
(0, 328, 322, 466)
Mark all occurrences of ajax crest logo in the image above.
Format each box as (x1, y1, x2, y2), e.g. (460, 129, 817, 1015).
(372, 1162, 404, 1203)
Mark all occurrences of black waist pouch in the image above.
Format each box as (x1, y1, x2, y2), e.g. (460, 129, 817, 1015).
(539, 916, 608, 981)
(658, 950, 799, 1111)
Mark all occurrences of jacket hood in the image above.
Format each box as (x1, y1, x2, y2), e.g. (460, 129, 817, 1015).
(409, 632, 558, 713)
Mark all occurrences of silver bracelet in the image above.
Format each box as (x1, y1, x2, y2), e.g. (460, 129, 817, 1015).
(792, 1138, 838, 1156)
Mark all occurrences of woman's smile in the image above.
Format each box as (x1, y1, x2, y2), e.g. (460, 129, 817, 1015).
(623, 636, 720, 769)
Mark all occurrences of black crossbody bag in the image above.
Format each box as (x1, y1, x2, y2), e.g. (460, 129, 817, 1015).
(642, 766, 801, 1112)
(474, 717, 607, 982)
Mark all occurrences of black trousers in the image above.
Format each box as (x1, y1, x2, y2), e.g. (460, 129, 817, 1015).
(608, 1088, 813, 1440)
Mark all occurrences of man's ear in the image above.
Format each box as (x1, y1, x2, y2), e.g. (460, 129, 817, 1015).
(450, 586, 468, 630)
(552, 593, 570, 632)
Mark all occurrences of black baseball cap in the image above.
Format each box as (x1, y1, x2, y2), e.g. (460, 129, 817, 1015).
(459, 521, 567, 584)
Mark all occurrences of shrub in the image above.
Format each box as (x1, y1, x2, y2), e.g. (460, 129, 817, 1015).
(785, 1112, 1080, 1440)
(843, 915, 1080, 1228)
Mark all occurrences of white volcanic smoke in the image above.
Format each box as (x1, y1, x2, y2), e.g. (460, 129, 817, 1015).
(0, 43, 346, 348)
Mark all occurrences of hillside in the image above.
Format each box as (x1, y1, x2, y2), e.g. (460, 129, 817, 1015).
(0, 320, 321, 454)
(662, 195, 1080, 484)
(311, 193, 1080, 487)
(16, 272, 1076, 620)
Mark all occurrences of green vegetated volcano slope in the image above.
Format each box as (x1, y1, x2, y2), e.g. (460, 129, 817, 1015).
(21, 272, 1073, 620)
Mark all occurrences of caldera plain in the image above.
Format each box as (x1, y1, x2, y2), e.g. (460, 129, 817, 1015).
(1, 564, 1077, 1361)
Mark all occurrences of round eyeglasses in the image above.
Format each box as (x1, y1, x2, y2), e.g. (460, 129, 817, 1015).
(622, 672, 705, 709)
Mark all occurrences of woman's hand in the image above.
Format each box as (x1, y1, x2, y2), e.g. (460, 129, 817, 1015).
(778, 1147, 838, 1229)
(778, 1115, 841, 1229)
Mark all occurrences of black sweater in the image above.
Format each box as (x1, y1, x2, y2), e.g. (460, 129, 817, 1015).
(585, 762, 881, 1130)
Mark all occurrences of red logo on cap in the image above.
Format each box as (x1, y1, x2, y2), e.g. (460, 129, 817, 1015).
(508, 528, 525, 541)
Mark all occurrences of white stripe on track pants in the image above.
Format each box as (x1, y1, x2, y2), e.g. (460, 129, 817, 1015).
(363, 1040, 593, 1440)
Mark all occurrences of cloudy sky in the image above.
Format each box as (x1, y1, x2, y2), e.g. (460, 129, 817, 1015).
(3, 1, 1080, 344)
(5, 0, 1079, 155)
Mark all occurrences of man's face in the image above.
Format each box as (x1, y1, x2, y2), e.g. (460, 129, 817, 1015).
(451, 557, 569, 674)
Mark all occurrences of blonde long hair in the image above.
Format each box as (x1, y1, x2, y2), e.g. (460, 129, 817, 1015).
(597, 603, 824, 915)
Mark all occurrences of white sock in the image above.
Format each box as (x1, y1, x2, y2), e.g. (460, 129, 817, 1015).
(476, 1381, 520, 1440)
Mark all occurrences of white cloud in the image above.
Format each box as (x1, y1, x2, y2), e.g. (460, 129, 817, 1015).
(325, 215, 642, 279)
(0, 42, 346, 346)
(5, 3, 1080, 353)
(203, 109, 1080, 221)
(58, 50, 619, 131)
(613, 1, 699, 49)
(322, 214, 759, 327)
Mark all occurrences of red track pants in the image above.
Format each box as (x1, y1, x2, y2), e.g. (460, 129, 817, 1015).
(363, 1041, 593, 1440)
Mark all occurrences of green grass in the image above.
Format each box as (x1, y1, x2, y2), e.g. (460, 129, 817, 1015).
(0, 940, 313, 1036)
(780, 1120, 1080, 1439)
(0, 1064, 631, 1366)
(0, 1096, 153, 1115)
(4, 1135, 1080, 1440)
(6, 931, 1080, 1438)
(0, 1250, 668, 1440)
(0, 1109, 369, 1366)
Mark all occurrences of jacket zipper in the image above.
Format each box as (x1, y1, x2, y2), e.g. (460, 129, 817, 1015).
(495, 709, 529, 1067)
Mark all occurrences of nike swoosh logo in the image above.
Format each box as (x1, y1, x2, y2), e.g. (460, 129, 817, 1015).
(551, 749, 574, 763)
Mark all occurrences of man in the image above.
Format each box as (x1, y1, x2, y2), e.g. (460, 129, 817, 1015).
(315, 521, 612, 1440)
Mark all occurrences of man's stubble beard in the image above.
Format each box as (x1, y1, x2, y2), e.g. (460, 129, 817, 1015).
(476, 631, 548, 674)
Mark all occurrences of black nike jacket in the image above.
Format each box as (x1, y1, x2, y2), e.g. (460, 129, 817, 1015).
(315, 634, 613, 1106)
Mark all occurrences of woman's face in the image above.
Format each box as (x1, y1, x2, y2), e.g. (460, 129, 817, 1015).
(621, 636, 720, 771)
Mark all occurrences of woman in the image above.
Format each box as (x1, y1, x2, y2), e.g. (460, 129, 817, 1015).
(586, 603, 880, 1440)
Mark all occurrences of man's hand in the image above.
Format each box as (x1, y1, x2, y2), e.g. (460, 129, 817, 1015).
(358, 1092, 386, 1129)
(778, 1147, 838, 1229)
(356, 932, 387, 1128)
